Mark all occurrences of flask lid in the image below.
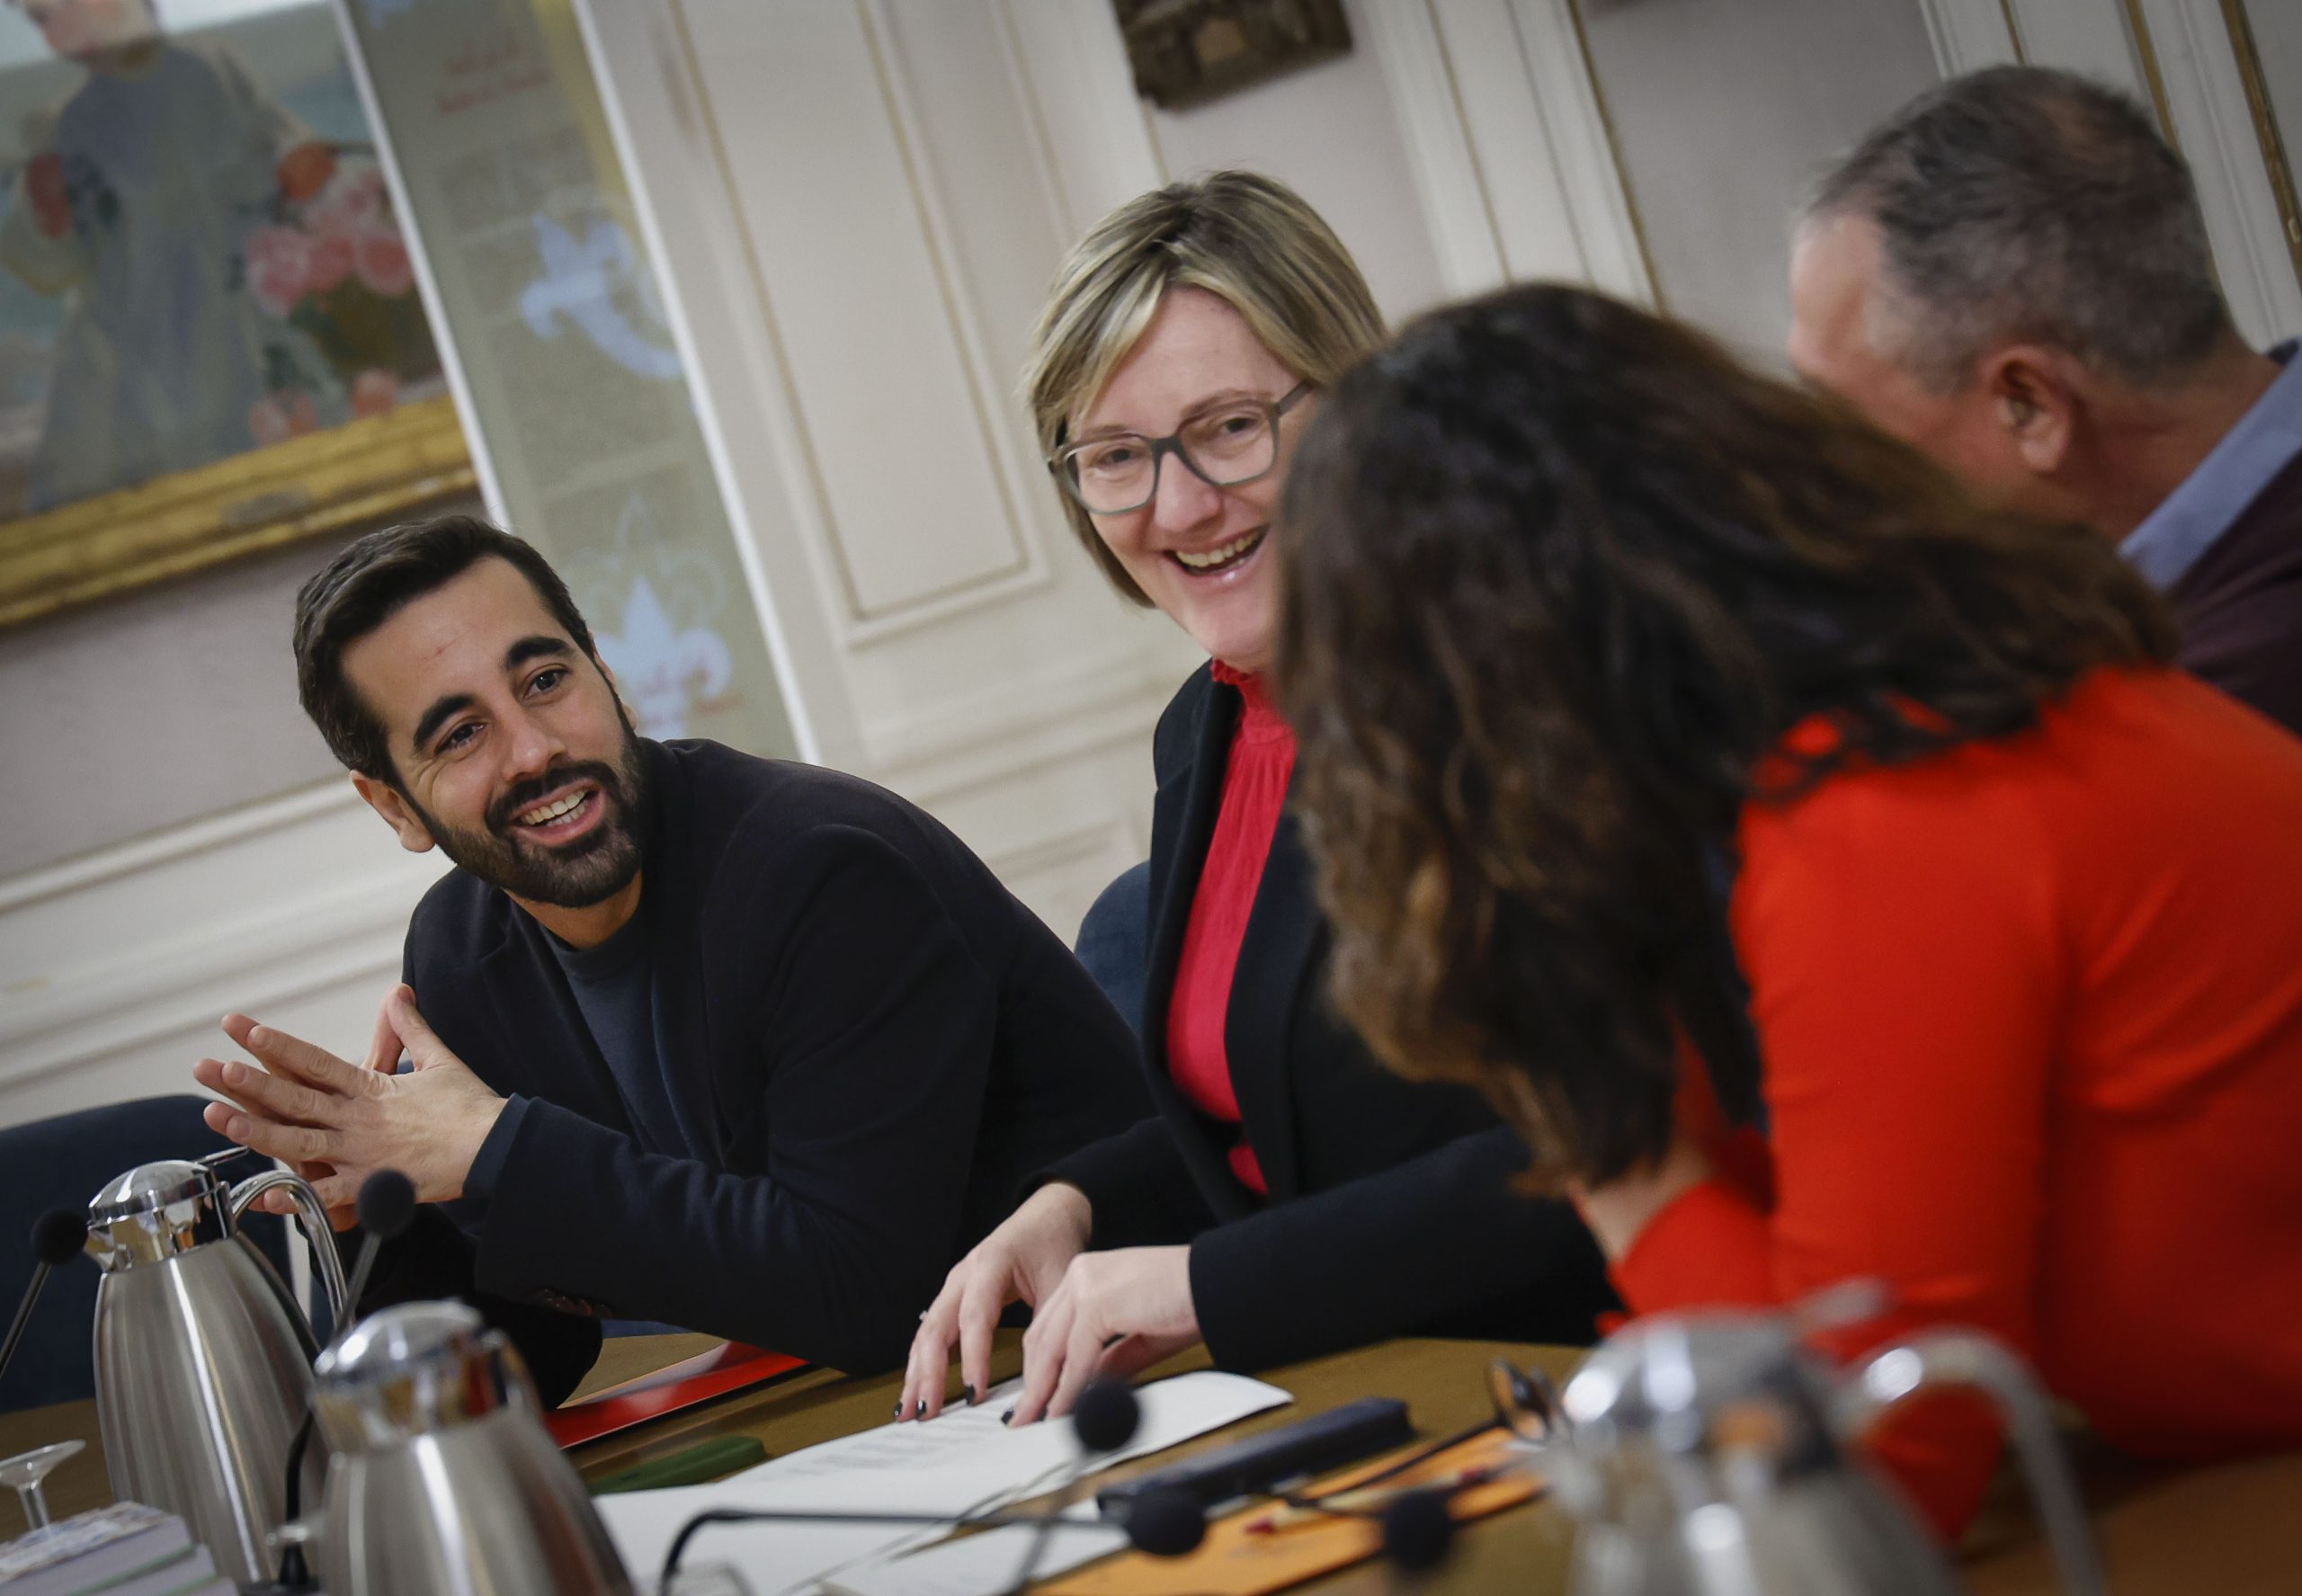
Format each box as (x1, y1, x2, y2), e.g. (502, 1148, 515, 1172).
(1562, 1311, 1823, 1456)
(86, 1159, 219, 1226)
(317, 1299, 488, 1388)
(315, 1301, 534, 1447)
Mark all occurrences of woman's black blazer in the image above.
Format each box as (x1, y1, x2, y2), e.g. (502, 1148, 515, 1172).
(1045, 665, 1614, 1371)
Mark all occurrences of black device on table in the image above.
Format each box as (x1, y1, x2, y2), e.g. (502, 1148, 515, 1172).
(1094, 1395, 1412, 1519)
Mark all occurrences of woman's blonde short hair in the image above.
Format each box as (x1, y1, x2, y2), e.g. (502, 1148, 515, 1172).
(1024, 171, 1385, 604)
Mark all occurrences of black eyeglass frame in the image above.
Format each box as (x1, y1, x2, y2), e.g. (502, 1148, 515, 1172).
(1048, 381, 1314, 516)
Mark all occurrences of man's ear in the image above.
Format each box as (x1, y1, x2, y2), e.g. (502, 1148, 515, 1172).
(1977, 343, 2078, 477)
(351, 771, 437, 854)
(594, 653, 640, 724)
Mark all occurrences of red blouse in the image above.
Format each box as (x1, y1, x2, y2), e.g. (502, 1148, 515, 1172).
(1613, 668, 2302, 1536)
(1164, 664, 1297, 1196)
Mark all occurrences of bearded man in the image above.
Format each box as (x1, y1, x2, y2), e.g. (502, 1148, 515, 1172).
(193, 516, 1146, 1397)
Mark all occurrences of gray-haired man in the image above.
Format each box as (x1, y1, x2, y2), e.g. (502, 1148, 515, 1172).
(1790, 65, 2302, 733)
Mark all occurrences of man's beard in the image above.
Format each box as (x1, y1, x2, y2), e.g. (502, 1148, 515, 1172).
(405, 715, 655, 909)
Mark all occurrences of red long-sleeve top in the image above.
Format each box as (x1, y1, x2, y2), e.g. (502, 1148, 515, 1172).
(1613, 667, 2302, 1535)
(1164, 664, 1295, 1196)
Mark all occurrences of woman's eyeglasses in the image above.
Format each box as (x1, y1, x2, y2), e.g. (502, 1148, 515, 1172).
(1051, 382, 1312, 515)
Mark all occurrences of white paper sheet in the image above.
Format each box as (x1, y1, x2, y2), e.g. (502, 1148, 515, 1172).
(600, 1370, 1287, 1596)
(822, 1504, 1128, 1596)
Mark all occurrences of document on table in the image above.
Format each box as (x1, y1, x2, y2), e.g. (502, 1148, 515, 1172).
(597, 1369, 1288, 1595)
(823, 1505, 1128, 1596)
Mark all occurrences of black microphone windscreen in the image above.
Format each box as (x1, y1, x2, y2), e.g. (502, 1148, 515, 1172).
(30, 1208, 85, 1268)
(1379, 1487, 1455, 1573)
(1123, 1485, 1206, 1558)
(1071, 1378, 1139, 1455)
(355, 1170, 417, 1240)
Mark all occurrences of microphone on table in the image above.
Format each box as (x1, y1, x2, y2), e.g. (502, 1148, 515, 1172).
(272, 1171, 418, 1593)
(657, 1375, 1477, 1587)
(1378, 1486, 1457, 1574)
(340, 1169, 416, 1320)
(0, 1210, 88, 1393)
(660, 1377, 1212, 1589)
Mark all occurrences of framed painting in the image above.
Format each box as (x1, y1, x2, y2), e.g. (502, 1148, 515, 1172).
(0, 0, 472, 629)
(1112, 0, 1352, 111)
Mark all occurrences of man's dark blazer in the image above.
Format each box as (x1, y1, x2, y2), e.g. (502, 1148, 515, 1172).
(2171, 446, 2302, 736)
(1046, 666, 1614, 1373)
(373, 738, 1148, 1396)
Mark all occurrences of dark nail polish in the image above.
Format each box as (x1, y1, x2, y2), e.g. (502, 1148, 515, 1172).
(894, 1402, 904, 1419)
(1001, 1409, 1014, 1425)
(962, 1385, 977, 1405)
(915, 1399, 926, 1419)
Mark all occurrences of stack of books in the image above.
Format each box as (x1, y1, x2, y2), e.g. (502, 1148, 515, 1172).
(0, 1503, 231, 1596)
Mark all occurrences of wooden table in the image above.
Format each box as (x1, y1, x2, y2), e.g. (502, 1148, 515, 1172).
(2, 1333, 2295, 1593)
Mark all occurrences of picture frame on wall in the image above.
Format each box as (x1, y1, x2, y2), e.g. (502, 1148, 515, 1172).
(0, 0, 472, 629)
(1113, 0, 1352, 111)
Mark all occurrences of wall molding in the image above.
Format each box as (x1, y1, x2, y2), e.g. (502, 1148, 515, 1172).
(1368, 0, 1655, 303)
(0, 869, 428, 1092)
(575, 0, 866, 768)
(859, 0, 1051, 593)
(0, 776, 446, 1103)
(991, 0, 1166, 227)
(2128, 0, 2302, 347)
(1355, 0, 1511, 298)
(843, 0, 1050, 632)
(1493, 0, 1655, 302)
(1916, 0, 2022, 73)
(0, 779, 360, 916)
(864, 638, 1185, 802)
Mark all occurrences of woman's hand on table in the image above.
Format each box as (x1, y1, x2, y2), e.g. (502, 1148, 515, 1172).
(899, 1181, 1093, 1421)
(1005, 1244, 1200, 1427)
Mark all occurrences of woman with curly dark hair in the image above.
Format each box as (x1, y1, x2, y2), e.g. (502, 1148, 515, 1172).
(1276, 282, 2302, 1537)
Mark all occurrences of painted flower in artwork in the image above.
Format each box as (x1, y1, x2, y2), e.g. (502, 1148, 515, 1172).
(350, 369, 398, 418)
(307, 234, 354, 296)
(352, 229, 413, 298)
(248, 388, 319, 444)
(595, 575, 735, 740)
(304, 163, 387, 238)
(242, 157, 435, 428)
(245, 226, 317, 317)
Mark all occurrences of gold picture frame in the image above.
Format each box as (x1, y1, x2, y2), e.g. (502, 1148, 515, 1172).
(0, 391, 475, 629)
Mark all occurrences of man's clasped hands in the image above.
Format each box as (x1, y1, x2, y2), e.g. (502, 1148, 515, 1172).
(192, 985, 505, 1228)
(196, 985, 1202, 1426)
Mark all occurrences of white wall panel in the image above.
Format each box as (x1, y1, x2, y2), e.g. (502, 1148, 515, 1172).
(669, 0, 1037, 624)
(0, 782, 445, 1128)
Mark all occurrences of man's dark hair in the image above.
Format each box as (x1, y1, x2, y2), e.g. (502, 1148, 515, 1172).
(1806, 65, 2228, 391)
(294, 514, 596, 780)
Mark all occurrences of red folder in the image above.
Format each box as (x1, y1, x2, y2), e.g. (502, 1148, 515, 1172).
(548, 1342, 807, 1449)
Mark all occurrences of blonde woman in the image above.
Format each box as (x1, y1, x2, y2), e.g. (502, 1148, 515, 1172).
(898, 174, 1611, 1424)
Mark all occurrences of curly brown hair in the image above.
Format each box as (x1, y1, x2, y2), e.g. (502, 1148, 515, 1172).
(1273, 283, 2174, 1186)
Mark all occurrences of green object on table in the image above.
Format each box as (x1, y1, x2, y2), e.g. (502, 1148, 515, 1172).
(589, 1433, 770, 1494)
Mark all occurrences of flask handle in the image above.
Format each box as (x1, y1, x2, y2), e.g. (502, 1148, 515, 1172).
(1838, 1331, 2107, 1596)
(228, 1170, 351, 1335)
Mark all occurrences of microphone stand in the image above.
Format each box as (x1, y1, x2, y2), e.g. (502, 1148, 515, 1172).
(995, 1378, 1141, 1596)
(0, 1212, 88, 1394)
(266, 1171, 417, 1593)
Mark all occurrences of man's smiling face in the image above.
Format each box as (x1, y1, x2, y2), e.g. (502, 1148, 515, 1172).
(344, 557, 651, 911)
